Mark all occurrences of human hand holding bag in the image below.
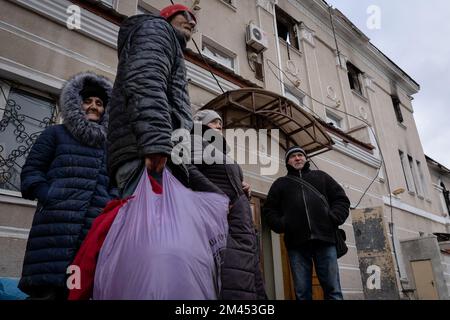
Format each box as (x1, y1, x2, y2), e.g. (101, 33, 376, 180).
(93, 168, 229, 300)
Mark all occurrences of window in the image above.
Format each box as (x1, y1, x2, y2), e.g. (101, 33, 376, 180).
(347, 62, 363, 96)
(220, 0, 236, 8)
(416, 160, 427, 197)
(440, 181, 450, 215)
(100, 0, 114, 8)
(202, 38, 236, 71)
(275, 6, 300, 50)
(325, 110, 343, 129)
(399, 150, 415, 193)
(391, 95, 403, 123)
(137, 5, 158, 15)
(0, 80, 56, 192)
(407, 155, 418, 194)
(284, 85, 305, 109)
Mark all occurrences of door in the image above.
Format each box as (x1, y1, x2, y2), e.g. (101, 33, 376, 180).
(249, 197, 263, 271)
(280, 236, 324, 300)
(411, 260, 439, 300)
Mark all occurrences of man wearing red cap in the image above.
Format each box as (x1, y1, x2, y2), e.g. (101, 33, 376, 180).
(107, 4, 198, 196)
(160, 4, 197, 42)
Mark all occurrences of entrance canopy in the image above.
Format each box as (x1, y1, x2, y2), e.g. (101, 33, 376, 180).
(202, 88, 333, 156)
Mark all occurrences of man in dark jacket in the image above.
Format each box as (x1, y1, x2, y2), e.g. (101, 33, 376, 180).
(19, 72, 115, 300)
(107, 4, 197, 196)
(263, 146, 350, 300)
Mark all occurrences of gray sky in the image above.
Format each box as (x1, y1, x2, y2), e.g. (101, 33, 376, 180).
(326, 0, 450, 168)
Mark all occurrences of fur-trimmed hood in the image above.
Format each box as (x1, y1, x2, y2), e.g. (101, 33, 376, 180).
(60, 72, 112, 148)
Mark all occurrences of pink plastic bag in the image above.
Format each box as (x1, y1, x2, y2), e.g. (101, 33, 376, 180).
(93, 169, 229, 300)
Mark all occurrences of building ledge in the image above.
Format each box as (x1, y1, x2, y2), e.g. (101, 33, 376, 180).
(70, 0, 126, 25)
(315, 117, 375, 152)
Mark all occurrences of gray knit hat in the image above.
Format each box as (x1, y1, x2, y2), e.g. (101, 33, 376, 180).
(193, 109, 222, 125)
(285, 145, 307, 163)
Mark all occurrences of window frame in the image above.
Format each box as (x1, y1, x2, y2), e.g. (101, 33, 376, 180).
(0, 80, 57, 194)
(100, 0, 115, 8)
(391, 95, 404, 124)
(407, 155, 419, 195)
(275, 6, 300, 50)
(415, 160, 428, 198)
(325, 109, 344, 130)
(219, 0, 237, 9)
(439, 181, 450, 215)
(136, 3, 158, 15)
(284, 85, 306, 109)
(201, 36, 238, 72)
(399, 150, 415, 193)
(346, 61, 364, 96)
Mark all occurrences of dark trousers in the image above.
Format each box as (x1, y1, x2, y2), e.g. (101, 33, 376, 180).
(288, 240, 343, 300)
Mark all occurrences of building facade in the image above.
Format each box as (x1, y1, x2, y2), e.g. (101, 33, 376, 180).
(0, 0, 449, 299)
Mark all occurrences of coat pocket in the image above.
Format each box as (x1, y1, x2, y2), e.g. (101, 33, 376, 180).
(42, 182, 57, 208)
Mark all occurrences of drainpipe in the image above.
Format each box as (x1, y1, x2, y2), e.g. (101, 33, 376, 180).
(271, 4, 285, 95)
(269, 2, 286, 301)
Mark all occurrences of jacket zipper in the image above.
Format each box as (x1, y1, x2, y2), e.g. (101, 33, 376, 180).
(299, 171, 312, 235)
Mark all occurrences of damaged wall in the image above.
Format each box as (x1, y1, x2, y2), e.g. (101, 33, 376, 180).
(352, 207, 400, 299)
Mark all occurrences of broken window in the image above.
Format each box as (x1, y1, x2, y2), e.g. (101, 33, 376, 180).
(408, 155, 419, 194)
(440, 182, 450, 215)
(391, 95, 403, 123)
(346, 61, 363, 96)
(275, 6, 300, 50)
(399, 150, 415, 193)
(415, 160, 427, 197)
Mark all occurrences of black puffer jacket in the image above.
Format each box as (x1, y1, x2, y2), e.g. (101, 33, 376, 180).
(19, 72, 115, 293)
(191, 124, 267, 299)
(263, 162, 350, 249)
(107, 14, 193, 181)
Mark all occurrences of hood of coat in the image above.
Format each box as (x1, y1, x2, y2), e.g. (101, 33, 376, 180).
(59, 72, 112, 148)
(117, 14, 187, 56)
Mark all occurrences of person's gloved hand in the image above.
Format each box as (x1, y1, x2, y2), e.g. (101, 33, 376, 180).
(242, 181, 251, 200)
(145, 154, 167, 174)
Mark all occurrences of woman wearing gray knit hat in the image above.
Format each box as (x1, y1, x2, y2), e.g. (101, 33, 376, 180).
(193, 109, 223, 129)
(190, 109, 267, 300)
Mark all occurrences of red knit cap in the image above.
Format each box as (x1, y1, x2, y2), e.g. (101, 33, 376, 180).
(160, 4, 197, 23)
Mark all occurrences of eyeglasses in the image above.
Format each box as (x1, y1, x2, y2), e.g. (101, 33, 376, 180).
(181, 11, 197, 24)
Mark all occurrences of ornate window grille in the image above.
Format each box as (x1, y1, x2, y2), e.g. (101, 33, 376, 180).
(0, 80, 57, 192)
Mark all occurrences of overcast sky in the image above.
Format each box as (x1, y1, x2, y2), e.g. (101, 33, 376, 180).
(325, 0, 450, 168)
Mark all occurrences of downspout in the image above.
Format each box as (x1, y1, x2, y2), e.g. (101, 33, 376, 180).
(270, 2, 286, 301)
(271, 4, 285, 95)
(328, 5, 342, 68)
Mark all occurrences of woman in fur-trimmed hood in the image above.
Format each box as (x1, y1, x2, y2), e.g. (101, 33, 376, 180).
(19, 72, 116, 300)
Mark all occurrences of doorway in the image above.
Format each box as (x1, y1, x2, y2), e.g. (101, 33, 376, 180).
(411, 259, 439, 300)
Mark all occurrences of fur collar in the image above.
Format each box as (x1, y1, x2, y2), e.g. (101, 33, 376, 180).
(59, 72, 112, 148)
